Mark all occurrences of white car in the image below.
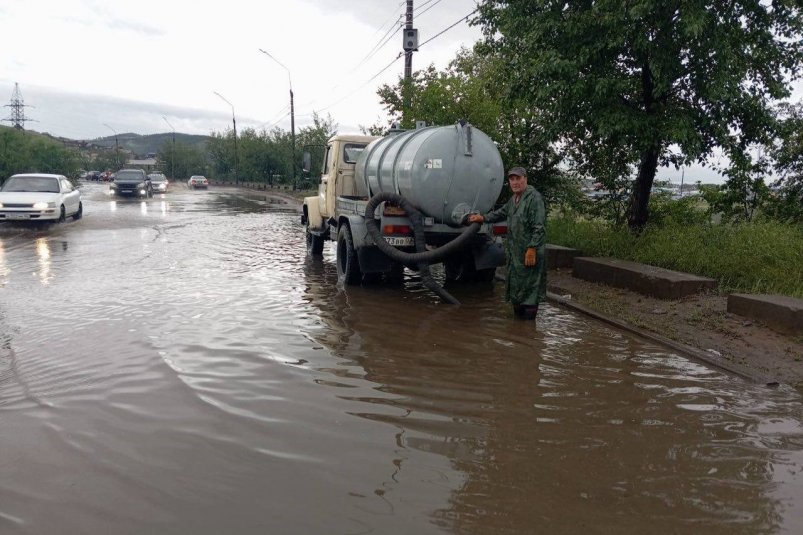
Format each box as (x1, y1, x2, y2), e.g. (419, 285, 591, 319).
(188, 175, 208, 189)
(0, 173, 83, 222)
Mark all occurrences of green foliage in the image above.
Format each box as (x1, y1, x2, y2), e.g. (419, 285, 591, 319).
(207, 112, 336, 187)
(376, 47, 568, 207)
(549, 216, 803, 298)
(157, 140, 208, 179)
(647, 192, 709, 227)
(0, 128, 81, 179)
(765, 102, 803, 223)
(475, 0, 803, 229)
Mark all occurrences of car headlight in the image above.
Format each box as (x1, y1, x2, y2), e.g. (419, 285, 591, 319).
(110, 183, 118, 188)
(33, 202, 55, 209)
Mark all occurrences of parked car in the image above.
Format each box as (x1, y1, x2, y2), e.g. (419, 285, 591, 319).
(148, 172, 169, 193)
(110, 169, 152, 197)
(0, 173, 82, 222)
(188, 175, 208, 189)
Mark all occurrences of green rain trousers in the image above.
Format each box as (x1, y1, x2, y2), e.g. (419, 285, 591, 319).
(484, 185, 547, 306)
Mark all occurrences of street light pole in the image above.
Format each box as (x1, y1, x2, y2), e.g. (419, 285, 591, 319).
(103, 123, 119, 170)
(258, 48, 296, 189)
(162, 116, 175, 180)
(213, 91, 238, 185)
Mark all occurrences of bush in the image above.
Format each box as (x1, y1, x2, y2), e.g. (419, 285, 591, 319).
(548, 216, 803, 298)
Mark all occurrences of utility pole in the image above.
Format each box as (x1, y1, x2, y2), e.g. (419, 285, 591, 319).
(3, 83, 33, 132)
(404, 1, 414, 81)
(402, 1, 418, 122)
(103, 123, 120, 170)
(213, 91, 238, 185)
(259, 49, 296, 190)
(162, 116, 176, 180)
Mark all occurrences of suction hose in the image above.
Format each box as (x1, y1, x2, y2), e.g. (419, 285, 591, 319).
(363, 191, 481, 305)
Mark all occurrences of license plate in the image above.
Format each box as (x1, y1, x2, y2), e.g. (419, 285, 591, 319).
(7, 214, 29, 220)
(384, 236, 414, 246)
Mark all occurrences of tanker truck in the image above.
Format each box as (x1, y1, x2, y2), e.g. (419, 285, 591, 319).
(301, 122, 508, 302)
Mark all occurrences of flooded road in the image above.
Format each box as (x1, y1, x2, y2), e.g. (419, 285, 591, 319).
(1, 182, 802, 534)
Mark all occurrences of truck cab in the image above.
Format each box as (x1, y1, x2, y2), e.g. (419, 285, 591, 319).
(302, 134, 377, 235)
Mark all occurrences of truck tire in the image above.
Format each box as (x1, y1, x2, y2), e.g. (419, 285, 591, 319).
(337, 224, 362, 285)
(445, 255, 496, 284)
(306, 225, 324, 256)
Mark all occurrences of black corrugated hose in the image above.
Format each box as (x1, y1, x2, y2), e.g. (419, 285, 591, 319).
(363, 192, 481, 305)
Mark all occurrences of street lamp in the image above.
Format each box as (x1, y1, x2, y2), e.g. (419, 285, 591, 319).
(161, 116, 176, 180)
(213, 91, 238, 185)
(103, 123, 120, 170)
(259, 48, 296, 189)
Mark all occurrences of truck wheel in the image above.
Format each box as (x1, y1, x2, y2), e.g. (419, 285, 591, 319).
(444, 256, 473, 282)
(337, 224, 362, 285)
(473, 268, 497, 283)
(306, 225, 324, 256)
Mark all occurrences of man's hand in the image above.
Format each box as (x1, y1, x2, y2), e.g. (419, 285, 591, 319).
(524, 247, 536, 267)
(466, 213, 484, 224)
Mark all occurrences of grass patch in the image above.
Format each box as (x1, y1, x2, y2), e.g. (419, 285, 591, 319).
(549, 217, 803, 298)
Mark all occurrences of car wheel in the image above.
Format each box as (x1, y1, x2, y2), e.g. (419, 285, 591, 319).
(306, 224, 324, 256)
(336, 224, 362, 285)
(58, 205, 66, 223)
(72, 202, 83, 220)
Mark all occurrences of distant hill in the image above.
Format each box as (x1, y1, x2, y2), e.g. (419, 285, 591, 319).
(88, 132, 210, 157)
(0, 125, 211, 158)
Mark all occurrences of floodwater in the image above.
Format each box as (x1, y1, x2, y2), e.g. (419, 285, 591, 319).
(1, 182, 802, 534)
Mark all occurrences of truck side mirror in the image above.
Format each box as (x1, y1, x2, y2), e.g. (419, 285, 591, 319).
(302, 152, 311, 173)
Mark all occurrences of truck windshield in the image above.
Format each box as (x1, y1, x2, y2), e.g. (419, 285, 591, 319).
(343, 144, 366, 164)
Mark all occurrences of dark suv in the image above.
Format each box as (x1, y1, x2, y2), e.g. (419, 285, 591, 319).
(110, 169, 152, 197)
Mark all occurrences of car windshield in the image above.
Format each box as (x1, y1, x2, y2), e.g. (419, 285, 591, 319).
(149, 175, 166, 181)
(115, 171, 144, 180)
(1, 176, 60, 193)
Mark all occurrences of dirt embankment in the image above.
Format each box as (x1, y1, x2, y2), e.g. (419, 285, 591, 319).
(546, 269, 803, 390)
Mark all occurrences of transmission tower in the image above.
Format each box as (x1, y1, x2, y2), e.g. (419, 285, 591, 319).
(3, 83, 33, 130)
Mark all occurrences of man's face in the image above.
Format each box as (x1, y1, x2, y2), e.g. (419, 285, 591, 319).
(508, 174, 527, 194)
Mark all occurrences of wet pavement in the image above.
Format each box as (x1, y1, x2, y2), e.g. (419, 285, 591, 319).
(1, 181, 802, 534)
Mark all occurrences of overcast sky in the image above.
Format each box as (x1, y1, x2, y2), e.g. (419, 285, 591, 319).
(0, 0, 481, 140)
(2, 0, 800, 184)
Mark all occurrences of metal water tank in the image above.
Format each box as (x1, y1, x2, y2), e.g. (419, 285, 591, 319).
(354, 123, 504, 224)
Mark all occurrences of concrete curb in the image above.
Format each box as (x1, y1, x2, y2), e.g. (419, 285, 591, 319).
(545, 291, 778, 386)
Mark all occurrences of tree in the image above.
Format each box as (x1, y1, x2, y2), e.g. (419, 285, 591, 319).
(297, 112, 337, 188)
(476, 0, 803, 229)
(157, 140, 207, 179)
(766, 102, 803, 222)
(376, 48, 568, 206)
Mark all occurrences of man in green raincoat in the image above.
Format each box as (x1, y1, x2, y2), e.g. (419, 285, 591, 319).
(467, 167, 546, 320)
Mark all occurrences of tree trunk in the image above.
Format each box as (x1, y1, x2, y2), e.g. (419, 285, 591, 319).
(627, 145, 660, 231)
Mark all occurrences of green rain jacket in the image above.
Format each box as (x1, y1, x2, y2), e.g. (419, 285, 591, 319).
(484, 185, 547, 306)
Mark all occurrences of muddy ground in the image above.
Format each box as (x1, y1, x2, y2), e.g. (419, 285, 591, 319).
(547, 268, 803, 391)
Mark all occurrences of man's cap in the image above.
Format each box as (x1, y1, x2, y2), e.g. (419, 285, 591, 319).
(507, 166, 527, 178)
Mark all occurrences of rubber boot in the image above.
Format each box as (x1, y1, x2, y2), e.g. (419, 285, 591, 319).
(520, 304, 539, 321)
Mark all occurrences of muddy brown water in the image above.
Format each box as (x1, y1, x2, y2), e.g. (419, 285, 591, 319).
(1, 183, 802, 534)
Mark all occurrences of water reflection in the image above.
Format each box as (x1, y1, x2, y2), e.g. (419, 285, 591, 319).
(0, 239, 8, 285)
(34, 238, 51, 285)
(300, 258, 803, 533)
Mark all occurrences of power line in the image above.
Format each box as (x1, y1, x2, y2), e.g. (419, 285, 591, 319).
(415, 0, 444, 18)
(315, 52, 404, 113)
(419, 8, 477, 49)
(298, 6, 479, 121)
